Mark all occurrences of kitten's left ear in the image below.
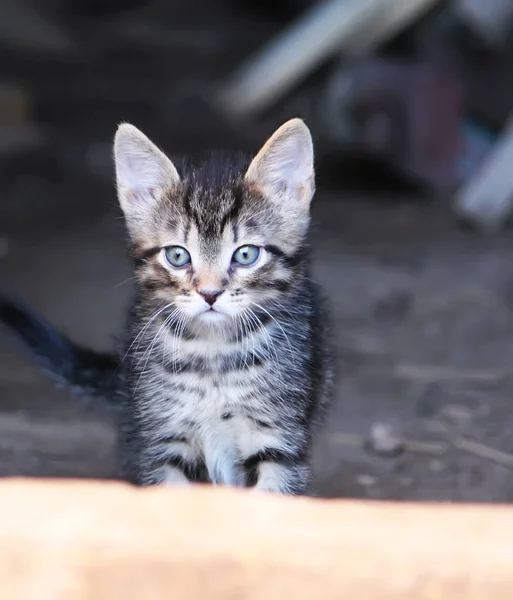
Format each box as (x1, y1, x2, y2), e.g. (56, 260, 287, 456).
(245, 118, 315, 209)
(114, 123, 180, 229)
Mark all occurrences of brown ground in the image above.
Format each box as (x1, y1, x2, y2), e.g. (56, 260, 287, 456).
(3, 190, 513, 501)
(2, 0, 513, 501)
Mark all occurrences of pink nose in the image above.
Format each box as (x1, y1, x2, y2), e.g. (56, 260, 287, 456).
(199, 290, 223, 306)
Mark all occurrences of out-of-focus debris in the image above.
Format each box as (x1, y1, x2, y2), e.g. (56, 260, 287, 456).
(330, 426, 513, 469)
(0, 0, 74, 56)
(406, 440, 448, 456)
(395, 364, 507, 387)
(217, 0, 441, 118)
(317, 58, 463, 192)
(428, 459, 445, 473)
(455, 0, 513, 47)
(327, 432, 363, 448)
(416, 5, 513, 129)
(0, 81, 47, 160)
(328, 431, 448, 457)
(451, 435, 513, 469)
(454, 115, 513, 232)
(338, 333, 390, 357)
(373, 289, 413, 321)
(412, 285, 505, 316)
(0, 124, 46, 159)
(367, 422, 404, 457)
(439, 403, 473, 425)
(356, 474, 378, 487)
(0, 83, 32, 124)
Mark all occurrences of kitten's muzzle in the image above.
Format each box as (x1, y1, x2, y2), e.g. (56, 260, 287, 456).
(198, 289, 224, 306)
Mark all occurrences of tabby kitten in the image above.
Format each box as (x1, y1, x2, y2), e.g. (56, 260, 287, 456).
(0, 119, 334, 495)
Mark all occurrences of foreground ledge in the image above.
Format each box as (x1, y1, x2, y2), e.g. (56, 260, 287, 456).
(0, 479, 512, 599)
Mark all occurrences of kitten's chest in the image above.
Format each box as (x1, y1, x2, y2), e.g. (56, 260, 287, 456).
(171, 368, 262, 424)
(160, 364, 279, 461)
(146, 332, 283, 453)
(159, 336, 268, 416)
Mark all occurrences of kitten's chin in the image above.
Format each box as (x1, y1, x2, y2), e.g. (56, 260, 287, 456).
(189, 308, 232, 337)
(195, 308, 230, 324)
(199, 309, 226, 319)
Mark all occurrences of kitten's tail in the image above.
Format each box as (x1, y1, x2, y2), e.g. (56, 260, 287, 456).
(0, 294, 120, 405)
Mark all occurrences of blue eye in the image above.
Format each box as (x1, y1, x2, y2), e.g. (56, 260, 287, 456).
(164, 246, 191, 268)
(232, 245, 260, 266)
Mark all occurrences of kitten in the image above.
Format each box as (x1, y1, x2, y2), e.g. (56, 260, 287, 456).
(0, 119, 334, 495)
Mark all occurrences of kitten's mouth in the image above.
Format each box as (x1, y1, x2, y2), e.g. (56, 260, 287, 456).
(200, 307, 225, 318)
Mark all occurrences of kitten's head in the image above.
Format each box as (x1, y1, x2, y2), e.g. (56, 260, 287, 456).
(114, 119, 315, 335)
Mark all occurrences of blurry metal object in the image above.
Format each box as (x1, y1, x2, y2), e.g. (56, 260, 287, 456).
(455, 121, 494, 183)
(455, 0, 513, 46)
(415, 6, 513, 129)
(0, 0, 74, 55)
(318, 58, 463, 191)
(454, 115, 513, 232)
(217, 0, 442, 118)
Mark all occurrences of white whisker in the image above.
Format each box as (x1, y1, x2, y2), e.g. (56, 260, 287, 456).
(249, 300, 294, 358)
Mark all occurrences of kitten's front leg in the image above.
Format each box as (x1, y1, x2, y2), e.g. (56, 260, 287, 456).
(141, 439, 197, 487)
(162, 465, 191, 486)
(252, 451, 310, 496)
(141, 460, 192, 487)
(204, 434, 247, 487)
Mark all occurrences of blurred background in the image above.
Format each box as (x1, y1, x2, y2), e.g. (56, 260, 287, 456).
(2, 0, 513, 500)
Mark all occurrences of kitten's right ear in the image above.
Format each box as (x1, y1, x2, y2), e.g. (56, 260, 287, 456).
(114, 123, 180, 226)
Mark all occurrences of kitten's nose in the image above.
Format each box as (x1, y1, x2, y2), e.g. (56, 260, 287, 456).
(199, 289, 224, 306)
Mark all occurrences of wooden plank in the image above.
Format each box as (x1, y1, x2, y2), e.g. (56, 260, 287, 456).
(1, 479, 513, 598)
(217, 0, 441, 117)
(454, 115, 513, 231)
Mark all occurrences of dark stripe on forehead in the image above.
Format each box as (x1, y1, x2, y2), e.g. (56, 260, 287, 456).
(183, 183, 193, 217)
(220, 187, 244, 232)
(183, 184, 202, 230)
(183, 219, 191, 244)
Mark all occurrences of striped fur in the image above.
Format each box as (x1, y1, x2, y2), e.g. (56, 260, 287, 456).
(115, 120, 334, 494)
(0, 119, 335, 495)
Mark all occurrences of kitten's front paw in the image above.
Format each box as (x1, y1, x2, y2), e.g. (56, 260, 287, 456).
(162, 466, 191, 486)
(253, 462, 310, 496)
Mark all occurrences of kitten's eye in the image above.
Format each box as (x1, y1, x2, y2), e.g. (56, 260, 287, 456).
(232, 245, 260, 267)
(164, 246, 191, 268)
